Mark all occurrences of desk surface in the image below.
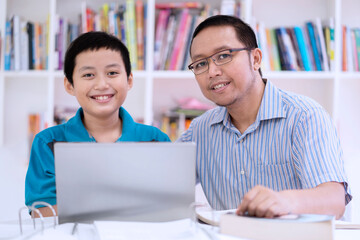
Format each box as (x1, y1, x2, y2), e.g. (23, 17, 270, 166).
(2, 217, 360, 240)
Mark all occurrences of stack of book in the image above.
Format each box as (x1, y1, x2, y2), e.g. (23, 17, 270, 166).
(342, 26, 360, 72)
(79, 0, 146, 70)
(153, 1, 246, 71)
(4, 15, 48, 71)
(255, 18, 334, 72)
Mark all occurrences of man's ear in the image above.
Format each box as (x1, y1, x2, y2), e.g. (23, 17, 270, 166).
(127, 72, 133, 90)
(64, 77, 75, 96)
(252, 48, 262, 71)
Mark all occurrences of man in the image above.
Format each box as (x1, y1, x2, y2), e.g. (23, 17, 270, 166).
(178, 15, 351, 219)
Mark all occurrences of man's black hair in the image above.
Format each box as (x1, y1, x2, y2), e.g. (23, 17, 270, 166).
(64, 31, 131, 85)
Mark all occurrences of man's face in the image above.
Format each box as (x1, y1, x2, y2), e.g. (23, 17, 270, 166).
(190, 26, 260, 108)
(64, 48, 133, 121)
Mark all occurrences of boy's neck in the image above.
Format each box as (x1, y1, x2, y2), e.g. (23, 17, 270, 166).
(82, 111, 122, 142)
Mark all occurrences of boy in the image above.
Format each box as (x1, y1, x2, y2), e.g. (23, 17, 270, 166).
(25, 31, 170, 217)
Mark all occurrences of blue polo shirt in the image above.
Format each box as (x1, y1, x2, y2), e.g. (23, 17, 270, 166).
(25, 107, 170, 207)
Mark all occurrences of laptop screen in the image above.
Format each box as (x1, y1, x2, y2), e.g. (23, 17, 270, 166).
(54, 142, 196, 224)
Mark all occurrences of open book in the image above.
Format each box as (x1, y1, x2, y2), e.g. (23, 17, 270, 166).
(196, 207, 360, 229)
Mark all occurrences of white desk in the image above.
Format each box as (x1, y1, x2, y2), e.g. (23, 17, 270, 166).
(1, 217, 360, 240)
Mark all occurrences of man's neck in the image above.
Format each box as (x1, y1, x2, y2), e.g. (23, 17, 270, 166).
(227, 78, 266, 134)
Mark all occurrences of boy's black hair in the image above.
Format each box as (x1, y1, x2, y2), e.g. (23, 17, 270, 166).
(64, 31, 131, 85)
(190, 15, 262, 77)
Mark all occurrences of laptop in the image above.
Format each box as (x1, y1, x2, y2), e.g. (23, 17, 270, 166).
(54, 142, 196, 224)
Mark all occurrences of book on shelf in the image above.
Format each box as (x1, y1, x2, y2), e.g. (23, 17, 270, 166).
(341, 26, 360, 72)
(255, 18, 335, 72)
(354, 29, 360, 71)
(287, 27, 304, 71)
(351, 30, 359, 71)
(154, 3, 224, 71)
(135, 0, 145, 70)
(315, 18, 329, 71)
(306, 21, 322, 71)
(220, 213, 335, 240)
(4, 20, 11, 70)
(155, 2, 204, 9)
(125, 0, 138, 70)
(257, 22, 271, 71)
(77, 1, 146, 70)
(4, 15, 48, 71)
(293, 26, 312, 71)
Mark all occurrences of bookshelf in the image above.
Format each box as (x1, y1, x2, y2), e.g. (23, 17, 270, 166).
(0, 0, 360, 221)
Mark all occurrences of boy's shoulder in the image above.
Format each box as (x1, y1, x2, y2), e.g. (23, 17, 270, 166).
(120, 107, 170, 142)
(125, 122, 170, 142)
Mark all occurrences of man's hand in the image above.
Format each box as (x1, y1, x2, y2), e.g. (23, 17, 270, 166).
(236, 185, 294, 218)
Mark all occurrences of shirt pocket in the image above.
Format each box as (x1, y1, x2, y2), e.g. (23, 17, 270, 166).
(248, 162, 297, 191)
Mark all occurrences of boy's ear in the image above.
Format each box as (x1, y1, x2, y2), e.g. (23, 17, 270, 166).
(127, 73, 133, 90)
(64, 77, 75, 96)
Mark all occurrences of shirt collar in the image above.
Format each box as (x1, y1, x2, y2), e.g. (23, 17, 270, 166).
(256, 80, 286, 121)
(65, 107, 135, 142)
(209, 80, 286, 127)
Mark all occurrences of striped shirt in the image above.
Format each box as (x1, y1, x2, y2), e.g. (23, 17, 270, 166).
(178, 80, 352, 210)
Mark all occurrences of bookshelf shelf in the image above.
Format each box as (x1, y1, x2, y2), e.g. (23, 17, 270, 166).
(153, 70, 193, 79)
(4, 71, 52, 78)
(263, 71, 335, 80)
(339, 72, 360, 80)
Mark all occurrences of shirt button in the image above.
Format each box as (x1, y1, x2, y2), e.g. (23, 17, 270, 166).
(240, 170, 245, 175)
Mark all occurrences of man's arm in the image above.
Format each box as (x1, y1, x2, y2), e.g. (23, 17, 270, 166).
(236, 182, 345, 219)
(32, 205, 58, 218)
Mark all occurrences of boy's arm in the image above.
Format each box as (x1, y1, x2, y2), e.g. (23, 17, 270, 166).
(32, 205, 58, 218)
(25, 135, 57, 211)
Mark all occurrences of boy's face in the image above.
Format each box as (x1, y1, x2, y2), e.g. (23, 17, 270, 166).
(64, 48, 133, 120)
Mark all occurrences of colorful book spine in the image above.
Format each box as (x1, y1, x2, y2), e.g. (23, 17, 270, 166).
(4, 20, 11, 70)
(315, 18, 329, 71)
(136, 0, 144, 70)
(174, 12, 192, 70)
(306, 22, 322, 71)
(126, 0, 138, 70)
(117, 4, 127, 45)
(354, 29, 360, 71)
(278, 27, 297, 71)
(268, 29, 281, 71)
(154, 9, 170, 70)
(294, 26, 312, 71)
(257, 22, 270, 71)
(287, 27, 304, 71)
(169, 9, 189, 70)
(351, 29, 359, 71)
(182, 15, 198, 70)
(155, 2, 203, 9)
(12, 15, 21, 71)
(346, 26, 354, 71)
(342, 25, 347, 71)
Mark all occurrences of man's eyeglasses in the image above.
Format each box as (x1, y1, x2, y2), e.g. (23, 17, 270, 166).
(188, 48, 252, 75)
